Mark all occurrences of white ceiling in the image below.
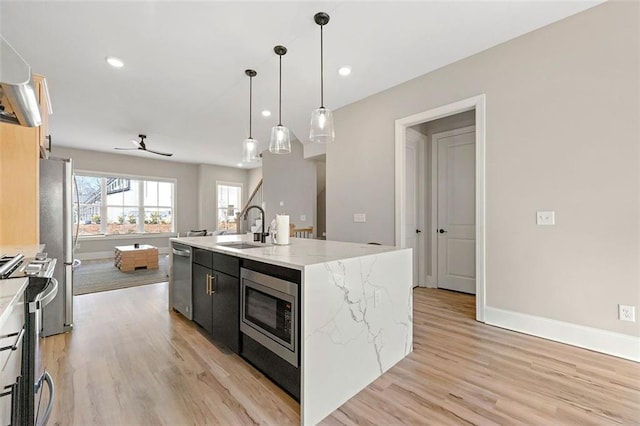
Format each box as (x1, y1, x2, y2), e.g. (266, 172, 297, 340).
(1, 1, 602, 168)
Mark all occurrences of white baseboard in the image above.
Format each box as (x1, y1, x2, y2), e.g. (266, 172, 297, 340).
(75, 247, 170, 261)
(485, 306, 640, 362)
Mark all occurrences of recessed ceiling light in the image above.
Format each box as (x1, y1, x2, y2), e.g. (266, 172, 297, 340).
(338, 66, 351, 76)
(237, 163, 243, 167)
(106, 56, 124, 68)
(261, 110, 271, 117)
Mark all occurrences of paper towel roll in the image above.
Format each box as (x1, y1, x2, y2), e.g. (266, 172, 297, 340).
(276, 214, 290, 245)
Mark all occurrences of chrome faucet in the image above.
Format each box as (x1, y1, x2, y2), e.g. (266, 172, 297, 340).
(244, 205, 268, 243)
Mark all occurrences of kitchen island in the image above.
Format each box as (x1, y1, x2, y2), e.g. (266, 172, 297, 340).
(169, 234, 412, 425)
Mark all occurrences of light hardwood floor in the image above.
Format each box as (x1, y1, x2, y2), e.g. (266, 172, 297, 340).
(43, 284, 639, 425)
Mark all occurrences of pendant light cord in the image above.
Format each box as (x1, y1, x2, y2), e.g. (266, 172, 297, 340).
(278, 54, 283, 126)
(320, 24, 324, 109)
(249, 75, 253, 138)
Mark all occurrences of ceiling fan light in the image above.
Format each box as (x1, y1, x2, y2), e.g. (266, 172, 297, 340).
(242, 137, 260, 163)
(310, 107, 335, 144)
(269, 125, 291, 154)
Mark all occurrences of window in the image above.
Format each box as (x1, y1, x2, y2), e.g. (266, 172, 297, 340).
(217, 183, 242, 232)
(74, 173, 175, 236)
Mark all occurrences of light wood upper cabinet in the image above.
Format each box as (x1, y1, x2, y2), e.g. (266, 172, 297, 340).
(0, 74, 50, 246)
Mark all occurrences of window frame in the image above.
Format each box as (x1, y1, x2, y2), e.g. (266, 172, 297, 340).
(215, 180, 243, 232)
(75, 170, 177, 239)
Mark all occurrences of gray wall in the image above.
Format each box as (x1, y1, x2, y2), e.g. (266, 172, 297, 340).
(197, 164, 249, 232)
(326, 2, 639, 337)
(53, 146, 199, 256)
(262, 139, 316, 234)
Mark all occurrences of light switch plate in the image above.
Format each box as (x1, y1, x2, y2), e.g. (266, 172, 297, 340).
(536, 211, 555, 225)
(279, 201, 285, 207)
(300, 215, 306, 222)
(619, 304, 636, 322)
(353, 213, 366, 223)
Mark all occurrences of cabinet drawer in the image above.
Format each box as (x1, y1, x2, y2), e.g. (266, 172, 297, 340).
(193, 248, 213, 268)
(213, 253, 239, 278)
(0, 298, 25, 372)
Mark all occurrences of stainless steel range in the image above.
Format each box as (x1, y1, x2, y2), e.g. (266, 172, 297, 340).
(0, 253, 56, 280)
(0, 252, 57, 425)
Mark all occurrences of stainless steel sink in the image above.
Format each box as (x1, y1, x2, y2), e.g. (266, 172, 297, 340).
(217, 242, 262, 249)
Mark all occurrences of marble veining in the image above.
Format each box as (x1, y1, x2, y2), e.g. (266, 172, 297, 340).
(302, 250, 412, 425)
(318, 259, 385, 373)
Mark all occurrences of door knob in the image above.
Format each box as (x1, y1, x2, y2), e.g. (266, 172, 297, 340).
(416, 229, 422, 234)
(438, 229, 447, 234)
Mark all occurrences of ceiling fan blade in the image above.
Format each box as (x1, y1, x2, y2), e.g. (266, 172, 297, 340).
(115, 147, 139, 151)
(145, 149, 173, 157)
(130, 139, 142, 148)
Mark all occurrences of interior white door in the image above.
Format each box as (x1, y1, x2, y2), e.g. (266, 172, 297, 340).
(405, 137, 419, 288)
(436, 128, 476, 294)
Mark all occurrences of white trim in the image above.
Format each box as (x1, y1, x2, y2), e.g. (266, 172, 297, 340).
(75, 169, 177, 184)
(425, 274, 436, 288)
(395, 94, 486, 322)
(78, 232, 177, 241)
(76, 246, 170, 261)
(215, 180, 244, 232)
(485, 306, 640, 363)
(430, 136, 438, 289)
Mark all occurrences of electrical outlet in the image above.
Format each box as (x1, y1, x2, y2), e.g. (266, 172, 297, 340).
(353, 213, 366, 223)
(374, 290, 381, 307)
(618, 304, 636, 322)
(279, 201, 285, 207)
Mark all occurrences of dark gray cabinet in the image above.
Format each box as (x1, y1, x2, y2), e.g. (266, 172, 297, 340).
(192, 262, 213, 334)
(192, 248, 240, 353)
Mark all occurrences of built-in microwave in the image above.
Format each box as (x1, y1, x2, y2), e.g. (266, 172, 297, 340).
(240, 268, 298, 367)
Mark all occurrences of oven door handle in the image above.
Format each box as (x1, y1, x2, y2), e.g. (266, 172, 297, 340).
(36, 371, 55, 426)
(29, 278, 58, 313)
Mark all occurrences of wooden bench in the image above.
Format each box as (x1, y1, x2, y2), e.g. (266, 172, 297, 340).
(114, 245, 159, 272)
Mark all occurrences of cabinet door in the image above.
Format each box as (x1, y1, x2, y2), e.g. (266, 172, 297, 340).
(192, 263, 212, 334)
(0, 123, 40, 246)
(211, 271, 239, 353)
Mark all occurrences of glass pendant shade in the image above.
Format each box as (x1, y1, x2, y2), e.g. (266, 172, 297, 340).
(309, 107, 335, 143)
(242, 137, 259, 163)
(269, 125, 291, 154)
(269, 45, 290, 155)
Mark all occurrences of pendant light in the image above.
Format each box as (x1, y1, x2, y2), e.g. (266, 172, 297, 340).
(242, 69, 260, 164)
(269, 45, 291, 154)
(309, 12, 335, 144)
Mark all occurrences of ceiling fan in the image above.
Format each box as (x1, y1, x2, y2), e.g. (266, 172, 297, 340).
(115, 134, 173, 157)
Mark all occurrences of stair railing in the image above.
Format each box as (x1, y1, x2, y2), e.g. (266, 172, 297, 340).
(237, 179, 263, 234)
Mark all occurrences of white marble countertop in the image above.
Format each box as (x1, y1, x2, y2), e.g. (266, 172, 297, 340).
(0, 244, 44, 329)
(0, 277, 28, 329)
(170, 234, 400, 270)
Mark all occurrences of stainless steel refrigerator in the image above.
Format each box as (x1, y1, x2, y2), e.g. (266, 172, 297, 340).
(39, 157, 74, 336)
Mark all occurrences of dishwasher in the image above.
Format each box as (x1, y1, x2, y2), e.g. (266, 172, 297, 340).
(171, 243, 192, 320)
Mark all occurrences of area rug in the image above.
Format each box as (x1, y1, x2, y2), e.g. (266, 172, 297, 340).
(73, 255, 169, 295)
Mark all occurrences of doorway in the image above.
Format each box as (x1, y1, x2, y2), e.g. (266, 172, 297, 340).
(395, 95, 486, 322)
